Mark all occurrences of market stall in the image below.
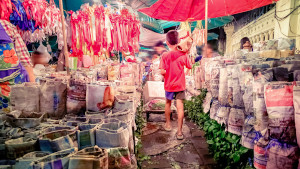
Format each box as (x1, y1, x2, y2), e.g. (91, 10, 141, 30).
(0, 1, 144, 169)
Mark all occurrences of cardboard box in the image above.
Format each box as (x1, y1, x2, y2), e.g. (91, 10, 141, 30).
(143, 81, 165, 103)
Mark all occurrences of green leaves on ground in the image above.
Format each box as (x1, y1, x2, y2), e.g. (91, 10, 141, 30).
(184, 90, 254, 169)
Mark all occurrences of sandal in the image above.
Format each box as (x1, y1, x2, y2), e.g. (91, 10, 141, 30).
(163, 125, 172, 132)
(176, 133, 184, 140)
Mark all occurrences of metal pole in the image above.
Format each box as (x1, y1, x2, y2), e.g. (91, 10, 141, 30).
(205, 0, 208, 57)
(59, 0, 70, 74)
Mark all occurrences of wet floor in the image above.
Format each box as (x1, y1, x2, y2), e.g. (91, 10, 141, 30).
(141, 113, 217, 169)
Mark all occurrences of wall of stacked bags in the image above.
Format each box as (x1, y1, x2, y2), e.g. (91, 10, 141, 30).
(0, 61, 144, 169)
(195, 37, 300, 169)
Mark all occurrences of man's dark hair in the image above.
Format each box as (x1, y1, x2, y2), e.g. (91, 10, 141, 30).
(240, 37, 250, 49)
(155, 41, 164, 47)
(166, 30, 179, 45)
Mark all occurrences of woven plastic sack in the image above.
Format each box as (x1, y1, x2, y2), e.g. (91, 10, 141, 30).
(69, 146, 108, 169)
(266, 140, 299, 169)
(67, 78, 87, 115)
(239, 65, 254, 115)
(264, 82, 296, 143)
(32, 148, 75, 169)
(15, 151, 50, 169)
(95, 119, 129, 148)
(253, 69, 273, 132)
(10, 83, 40, 113)
(151, 59, 163, 81)
(203, 92, 212, 113)
(40, 80, 67, 118)
(254, 138, 269, 169)
(77, 125, 95, 150)
(39, 129, 77, 153)
(96, 65, 108, 81)
(215, 106, 230, 126)
(240, 116, 257, 149)
(5, 137, 37, 159)
(86, 84, 115, 112)
(227, 65, 235, 107)
(194, 66, 201, 89)
(210, 64, 223, 99)
(232, 66, 244, 108)
(293, 84, 300, 147)
(228, 108, 245, 135)
(277, 38, 295, 50)
(108, 63, 120, 81)
(120, 64, 134, 86)
(6, 111, 45, 128)
(107, 147, 131, 169)
(265, 39, 278, 50)
(294, 70, 300, 81)
(218, 68, 228, 106)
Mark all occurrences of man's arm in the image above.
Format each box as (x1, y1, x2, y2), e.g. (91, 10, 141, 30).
(185, 55, 193, 69)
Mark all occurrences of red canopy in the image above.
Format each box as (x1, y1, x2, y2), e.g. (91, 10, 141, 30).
(138, 0, 278, 21)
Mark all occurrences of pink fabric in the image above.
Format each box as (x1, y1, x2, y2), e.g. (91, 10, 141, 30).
(159, 50, 192, 92)
(139, 0, 278, 21)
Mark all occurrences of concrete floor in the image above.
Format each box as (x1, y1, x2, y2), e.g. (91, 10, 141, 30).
(141, 113, 217, 169)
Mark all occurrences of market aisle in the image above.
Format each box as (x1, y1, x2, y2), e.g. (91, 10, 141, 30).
(141, 114, 216, 169)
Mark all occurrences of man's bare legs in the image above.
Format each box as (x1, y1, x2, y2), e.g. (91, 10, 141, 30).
(176, 99, 184, 136)
(165, 99, 172, 129)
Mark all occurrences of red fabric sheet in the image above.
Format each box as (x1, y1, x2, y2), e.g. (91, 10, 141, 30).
(139, 0, 278, 21)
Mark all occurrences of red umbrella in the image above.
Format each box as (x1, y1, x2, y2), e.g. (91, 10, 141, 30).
(138, 0, 278, 21)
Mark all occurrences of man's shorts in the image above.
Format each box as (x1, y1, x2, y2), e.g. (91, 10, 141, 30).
(165, 91, 185, 100)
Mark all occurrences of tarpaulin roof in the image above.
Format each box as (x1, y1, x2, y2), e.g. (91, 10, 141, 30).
(157, 15, 233, 29)
(139, 0, 278, 21)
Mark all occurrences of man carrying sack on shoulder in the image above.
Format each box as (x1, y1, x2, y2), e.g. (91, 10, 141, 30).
(159, 30, 193, 140)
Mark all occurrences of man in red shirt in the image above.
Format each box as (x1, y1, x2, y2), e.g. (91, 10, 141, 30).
(160, 30, 192, 140)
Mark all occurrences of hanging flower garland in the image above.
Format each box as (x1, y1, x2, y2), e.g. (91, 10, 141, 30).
(0, 0, 13, 21)
(22, 0, 48, 28)
(70, 3, 141, 56)
(10, 0, 36, 32)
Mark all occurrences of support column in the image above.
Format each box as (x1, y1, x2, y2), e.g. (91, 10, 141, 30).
(224, 23, 235, 55)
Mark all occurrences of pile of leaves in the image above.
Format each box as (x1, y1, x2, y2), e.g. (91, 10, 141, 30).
(184, 90, 254, 169)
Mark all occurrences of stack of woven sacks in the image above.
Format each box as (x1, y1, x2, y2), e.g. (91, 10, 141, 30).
(199, 37, 300, 169)
(0, 60, 143, 169)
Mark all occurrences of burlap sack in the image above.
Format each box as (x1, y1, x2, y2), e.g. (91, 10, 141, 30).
(40, 80, 67, 118)
(69, 146, 108, 169)
(10, 83, 40, 113)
